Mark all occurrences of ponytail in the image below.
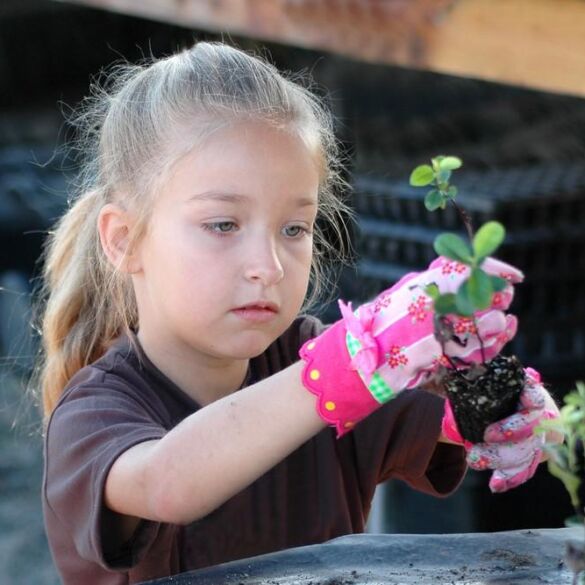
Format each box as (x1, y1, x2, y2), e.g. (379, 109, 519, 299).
(37, 189, 137, 417)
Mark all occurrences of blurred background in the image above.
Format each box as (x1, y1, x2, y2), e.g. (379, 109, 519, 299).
(1, 0, 584, 582)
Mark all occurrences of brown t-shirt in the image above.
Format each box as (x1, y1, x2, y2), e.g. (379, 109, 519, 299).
(43, 315, 466, 585)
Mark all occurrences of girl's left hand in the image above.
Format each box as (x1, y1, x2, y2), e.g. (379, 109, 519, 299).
(442, 367, 562, 493)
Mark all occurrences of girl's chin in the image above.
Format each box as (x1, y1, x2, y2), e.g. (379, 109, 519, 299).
(222, 333, 280, 359)
(227, 343, 273, 360)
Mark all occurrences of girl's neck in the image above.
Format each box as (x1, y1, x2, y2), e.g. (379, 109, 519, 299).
(135, 330, 250, 406)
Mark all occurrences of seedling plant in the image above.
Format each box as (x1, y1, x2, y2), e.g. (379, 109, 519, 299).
(409, 156, 526, 443)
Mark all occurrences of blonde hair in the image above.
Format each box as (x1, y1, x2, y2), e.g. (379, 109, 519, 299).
(35, 41, 354, 418)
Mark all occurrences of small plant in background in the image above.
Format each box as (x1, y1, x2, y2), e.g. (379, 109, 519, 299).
(537, 382, 585, 585)
(409, 155, 526, 444)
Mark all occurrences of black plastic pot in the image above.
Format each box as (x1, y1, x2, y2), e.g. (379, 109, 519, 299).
(140, 527, 582, 584)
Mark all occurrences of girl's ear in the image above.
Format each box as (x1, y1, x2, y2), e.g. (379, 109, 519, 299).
(98, 203, 142, 274)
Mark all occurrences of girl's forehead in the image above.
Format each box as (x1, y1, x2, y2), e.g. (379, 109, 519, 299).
(163, 120, 321, 203)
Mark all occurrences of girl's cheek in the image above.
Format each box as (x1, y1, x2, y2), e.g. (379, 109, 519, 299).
(288, 252, 313, 285)
(296, 238, 314, 265)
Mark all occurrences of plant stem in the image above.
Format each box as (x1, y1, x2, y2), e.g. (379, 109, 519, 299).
(471, 316, 487, 364)
(443, 352, 467, 382)
(443, 197, 489, 364)
(436, 317, 470, 383)
(450, 199, 475, 242)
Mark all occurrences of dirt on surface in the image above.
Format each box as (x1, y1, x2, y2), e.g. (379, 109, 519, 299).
(0, 366, 60, 584)
(480, 547, 537, 567)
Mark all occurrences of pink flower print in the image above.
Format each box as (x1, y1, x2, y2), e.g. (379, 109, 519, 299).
(373, 293, 392, 313)
(469, 453, 490, 470)
(452, 316, 477, 336)
(408, 294, 430, 323)
(441, 260, 467, 276)
(499, 271, 515, 282)
(491, 413, 533, 442)
(432, 354, 452, 369)
(492, 419, 517, 440)
(491, 292, 505, 309)
(495, 329, 510, 346)
(386, 345, 409, 368)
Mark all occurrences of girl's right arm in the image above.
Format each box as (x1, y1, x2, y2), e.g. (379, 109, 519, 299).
(104, 360, 325, 529)
(105, 256, 524, 538)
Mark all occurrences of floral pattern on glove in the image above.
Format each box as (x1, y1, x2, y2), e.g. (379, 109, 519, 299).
(408, 295, 432, 323)
(386, 346, 409, 369)
(441, 260, 467, 276)
(300, 256, 525, 437)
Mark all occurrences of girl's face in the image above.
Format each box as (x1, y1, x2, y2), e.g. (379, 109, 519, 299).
(132, 120, 320, 372)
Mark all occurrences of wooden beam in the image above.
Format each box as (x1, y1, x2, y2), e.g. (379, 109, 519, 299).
(55, 0, 585, 98)
(427, 0, 585, 98)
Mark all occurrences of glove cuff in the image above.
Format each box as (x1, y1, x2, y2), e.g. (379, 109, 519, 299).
(299, 319, 395, 438)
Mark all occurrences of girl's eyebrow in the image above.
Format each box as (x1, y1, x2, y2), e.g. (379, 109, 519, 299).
(188, 191, 317, 207)
(188, 191, 248, 204)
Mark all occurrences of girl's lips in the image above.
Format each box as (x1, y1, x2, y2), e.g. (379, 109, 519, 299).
(232, 303, 278, 323)
(231, 306, 279, 323)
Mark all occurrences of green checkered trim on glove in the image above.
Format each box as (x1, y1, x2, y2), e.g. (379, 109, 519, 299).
(346, 332, 395, 404)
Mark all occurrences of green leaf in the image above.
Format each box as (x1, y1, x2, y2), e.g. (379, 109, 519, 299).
(410, 165, 435, 187)
(434, 293, 458, 315)
(433, 233, 473, 264)
(424, 283, 440, 300)
(439, 156, 462, 171)
(565, 393, 582, 405)
(455, 284, 476, 316)
(490, 275, 508, 292)
(536, 418, 567, 436)
(473, 221, 506, 260)
(565, 384, 585, 405)
(542, 443, 570, 468)
(567, 409, 585, 424)
(447, 185, 458, 198)
(466, 268, 494, 310)
(437, 169, 452, 183)
(424, 189, 443, 211)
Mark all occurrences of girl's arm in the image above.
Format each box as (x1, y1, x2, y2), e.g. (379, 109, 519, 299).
(104, 360, 324, 529)
(104, 256, 528, 537)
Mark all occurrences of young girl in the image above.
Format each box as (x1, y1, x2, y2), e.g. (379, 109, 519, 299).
(39, 42, 559, 585)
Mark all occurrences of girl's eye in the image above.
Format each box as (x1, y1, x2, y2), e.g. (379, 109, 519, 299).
(203, 221, 238, 234)
(283, 224, 311, 238)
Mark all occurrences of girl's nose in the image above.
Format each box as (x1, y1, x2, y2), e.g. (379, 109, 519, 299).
(244, 240, 285, 286)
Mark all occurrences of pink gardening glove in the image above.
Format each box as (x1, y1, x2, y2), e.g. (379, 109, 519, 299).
(299, 256, 523, 437)
(442, 367, 560, 492)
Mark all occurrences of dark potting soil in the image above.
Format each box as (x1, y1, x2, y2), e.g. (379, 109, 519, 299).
(443, 354, 526, 444)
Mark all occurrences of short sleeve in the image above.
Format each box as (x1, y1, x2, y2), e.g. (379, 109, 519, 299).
(347, 389, 467, 507)
(43, 373, 167, 570)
